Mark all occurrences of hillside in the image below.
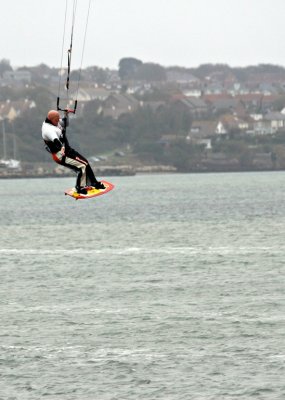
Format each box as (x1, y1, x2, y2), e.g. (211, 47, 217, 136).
(2, 60, 285, 172)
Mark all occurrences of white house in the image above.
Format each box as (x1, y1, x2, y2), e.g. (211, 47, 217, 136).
(264, 112, 285, 132)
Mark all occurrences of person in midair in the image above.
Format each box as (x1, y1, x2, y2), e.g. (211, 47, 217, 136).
(42, 109, 105, 194)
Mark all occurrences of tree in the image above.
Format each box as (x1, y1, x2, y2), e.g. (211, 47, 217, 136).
(115, 113, 136, 143)
(193, 63, 231, 79)
(26, 86, 54, 114)
(156, 103, 192, 135)
(85, 66, 109, 84)
(0, 59, 13, 77)
(272, 96, 285, 111)
(134, 63, 166, 82)
(118, 57, 143, 81)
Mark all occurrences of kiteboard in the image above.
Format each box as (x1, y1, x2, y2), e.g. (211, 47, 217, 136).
(64, 180, 114, 200)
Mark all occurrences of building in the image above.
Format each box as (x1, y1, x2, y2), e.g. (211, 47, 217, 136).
(2, 70, 31, 84)
(102, 93, 140, 119)
(172, 97, 208, 117)
(189, 120, 228, 139)
(0, 99, 36, 121)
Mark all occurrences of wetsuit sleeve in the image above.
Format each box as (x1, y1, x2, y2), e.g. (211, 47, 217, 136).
(59, 116, 70, 150)
(53, 138, 63, 152)
(60, 114, 69, 128)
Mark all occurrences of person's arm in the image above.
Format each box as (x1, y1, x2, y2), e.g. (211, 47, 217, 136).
(59, 111, 70, 150)
(60, 111, 69, 129)
(53, 138, 65, 155)
(42, 125, 65, 155)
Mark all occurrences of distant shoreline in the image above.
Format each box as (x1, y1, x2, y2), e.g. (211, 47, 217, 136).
(0, 166, 283, 179)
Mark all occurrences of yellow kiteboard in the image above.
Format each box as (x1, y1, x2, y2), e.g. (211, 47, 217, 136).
(64, 180, 114, 200)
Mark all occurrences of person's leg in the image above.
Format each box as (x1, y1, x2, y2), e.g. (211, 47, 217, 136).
(51, 151, 88, 192)
(64, 155, 87, 189)
(68, 149, 105, 189)
(53, 149, 86, 192)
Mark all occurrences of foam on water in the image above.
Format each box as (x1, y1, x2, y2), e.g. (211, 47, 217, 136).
(1, 245, 285, 255)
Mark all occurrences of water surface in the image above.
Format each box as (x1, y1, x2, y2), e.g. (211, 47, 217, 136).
(0, 172, 285, 399)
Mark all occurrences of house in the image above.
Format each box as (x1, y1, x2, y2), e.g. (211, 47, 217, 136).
(204, 83, 224, 95)
(248, 72, 285, 85)
(252, 119, 272, 135)
(236, 94, 279, 113)
(0, 101, 17, 120)
(186, 119, 227, 150)
(189, 120, 227, 139)
(227, 82, 250, 96)
(2, 70, 31, 84)
(172, 97, 208, 117)
(0, 99, 36, 121)
(186, 135, 212, 150)
(206, 71, 237, 86)
(215, 121, 228, 135)
(250, 113, 263, 121)
(204, 94, 242, 113)
(220, 114, 250, 132)
(264, 112, 285, 132)
(70, 87, 111, 102)
(182, 88, 202, 98)
(141, 101, 165, 112)
(258, 83, 278, 96)
(102, 93, 140, 118)
(166, 70, 200, 84)
(250, 111, 285, 135)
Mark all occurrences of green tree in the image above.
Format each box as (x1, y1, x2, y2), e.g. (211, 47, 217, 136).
(84, 66, 109, 84)
(115, 113, 136, 143)
(118, 57, 143, 81)
(0, 59, 13, 77)
(156, 103, 192, 135)
(193, 63, 231, 79)
(32, 87, 54, 114)
(134, 63, 166, 82)
(12, 108, 47, 161)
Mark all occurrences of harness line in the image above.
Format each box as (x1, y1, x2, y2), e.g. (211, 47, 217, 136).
(57, 0, 92, 115)
(75, 0, 92, 100)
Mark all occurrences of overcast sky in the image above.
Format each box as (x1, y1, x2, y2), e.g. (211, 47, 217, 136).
(0, 0, 285, 70)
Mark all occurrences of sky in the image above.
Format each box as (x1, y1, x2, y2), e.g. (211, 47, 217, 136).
(0, 0, 285, 70)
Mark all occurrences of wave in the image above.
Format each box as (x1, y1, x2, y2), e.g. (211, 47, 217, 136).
(0, 246, 284, 255)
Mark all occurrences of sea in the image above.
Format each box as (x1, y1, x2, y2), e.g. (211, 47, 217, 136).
(0, 172, 284, 400)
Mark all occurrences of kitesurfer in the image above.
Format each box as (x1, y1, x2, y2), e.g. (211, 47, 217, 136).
(42, 109, 105, 194)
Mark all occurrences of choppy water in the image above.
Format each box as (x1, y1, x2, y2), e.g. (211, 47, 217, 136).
(0, 172, 285, 400)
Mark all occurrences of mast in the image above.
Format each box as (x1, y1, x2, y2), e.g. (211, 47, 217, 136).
(2, 120, 7, 160)
(13, 134, 17, 160)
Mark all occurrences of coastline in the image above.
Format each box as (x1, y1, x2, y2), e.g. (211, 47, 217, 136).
(0, 163, 281, 179)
